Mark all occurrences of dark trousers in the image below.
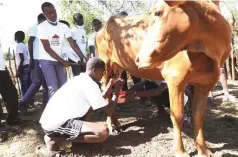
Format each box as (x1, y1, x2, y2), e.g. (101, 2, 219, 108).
(20, 60, 48, 105)
(0, 70, 18, 123)
(121, 71, 141, 91)
(19, 64, 32, 98)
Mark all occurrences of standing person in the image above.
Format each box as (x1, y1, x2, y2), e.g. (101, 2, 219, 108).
(88, 19, 102, 58)
(14, 31, 32, 98)
(19, 14, 48, 111)
(38, 2, 87, 98)
(59, 19, 85, 76)
(70, 13, 87, 75)
(218, 1, 236, 102)
(0, 35, 22, 126)
(36, 58, 124, 156)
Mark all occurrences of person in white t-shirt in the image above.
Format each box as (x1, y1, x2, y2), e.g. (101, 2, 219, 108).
(59, 20, 85, 76)
(14, 31, 31, 98)
(19, 13, 49, 112)
(38, 2, 87, 98)
(70, 13, 87, 75)
(88, 19, 102, 58)
(0, 36, 23, 126)
(36, 58, 124, 156)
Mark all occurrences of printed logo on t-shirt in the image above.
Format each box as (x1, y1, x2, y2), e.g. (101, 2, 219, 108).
(51, 34, 60, 46)
(81, 35, 86, 44)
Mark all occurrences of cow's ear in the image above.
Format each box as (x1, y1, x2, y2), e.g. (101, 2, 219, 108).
(165, 0, 185, 7)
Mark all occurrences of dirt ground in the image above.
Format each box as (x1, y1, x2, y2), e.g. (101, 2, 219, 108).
(0, 81, 238, 157)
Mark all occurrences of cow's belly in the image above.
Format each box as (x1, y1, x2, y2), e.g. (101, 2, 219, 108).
(111, 57, 164, 81)
(120, 51, 216, 86)
(125, 68, 164, 81)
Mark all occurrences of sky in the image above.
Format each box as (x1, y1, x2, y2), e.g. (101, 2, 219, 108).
(0, 0, 60, 52)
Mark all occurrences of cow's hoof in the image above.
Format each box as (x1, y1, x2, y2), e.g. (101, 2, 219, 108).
(108, 125, 121, 135)
(198, 149, 214, 157)
(175, 152, 190, 157)
(109, 127, 121, 135)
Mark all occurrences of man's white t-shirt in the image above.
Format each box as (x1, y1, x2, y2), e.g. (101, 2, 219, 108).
(29, 24, 47, 60)
(37, 21, 72, 61)
(71, 25, 87, 57)
(88, 32, 98, 57)
(40, 73, 108, 131)
(61, 37, 80, 63)
(0, 37, 6, 71)
(15, 43, 30, 67)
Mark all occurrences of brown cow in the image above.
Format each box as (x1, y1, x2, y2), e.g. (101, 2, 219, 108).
(95, 1, 231, 157)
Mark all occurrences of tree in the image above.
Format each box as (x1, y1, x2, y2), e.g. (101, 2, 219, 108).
(59, 0, 103, 35)
(24, 30, 30, 44)
(58, 0, 150, 35)
(220, 1, 238, 80)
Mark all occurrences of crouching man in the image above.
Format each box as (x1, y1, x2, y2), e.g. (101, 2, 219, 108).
(36, 57, 123, 156)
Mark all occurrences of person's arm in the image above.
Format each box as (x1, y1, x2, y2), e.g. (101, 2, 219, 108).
(102, 79, 124, 116)
(125, 83, 167, 100)
(15, 44, 25, 77)
(28, 36, 35, 70)
(89, 45, 96, 57)
(84, 78, 123, 117)
(101, 94, 118, 117)
(101, 79, 116, 98)
(16, 53, 24, 77)
(88, 34, 96, 57)
(41, 39, 70, 67)
(28, 25, 37, 70)
(67, 37, 87, 61)
(136, 83, 167, 97)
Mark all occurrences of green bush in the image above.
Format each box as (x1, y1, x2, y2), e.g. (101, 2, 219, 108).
(3, 52, 13, 60)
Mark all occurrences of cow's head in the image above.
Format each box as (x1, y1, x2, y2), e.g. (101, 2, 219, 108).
(135, 0, 197, 69)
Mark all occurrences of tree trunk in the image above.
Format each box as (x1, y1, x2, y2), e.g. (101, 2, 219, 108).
(231, 44, 235, 80)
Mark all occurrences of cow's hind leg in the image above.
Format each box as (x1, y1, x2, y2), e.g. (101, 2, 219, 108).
(192, 87, 213, 157)
(167, 82, 190, 157)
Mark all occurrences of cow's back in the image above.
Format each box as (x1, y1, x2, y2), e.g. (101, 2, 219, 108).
(95, 15, 150, 71)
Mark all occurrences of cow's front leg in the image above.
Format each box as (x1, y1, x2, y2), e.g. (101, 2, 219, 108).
(167, 82, 190, 157)
(102, 69, 121, 134)
(192, 87, 213, 157)
(106, 110, 121, 134)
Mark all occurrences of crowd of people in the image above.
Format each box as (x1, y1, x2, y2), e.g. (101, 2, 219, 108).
(0, 2, 103, 130)
(0, 1, 236, 156)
